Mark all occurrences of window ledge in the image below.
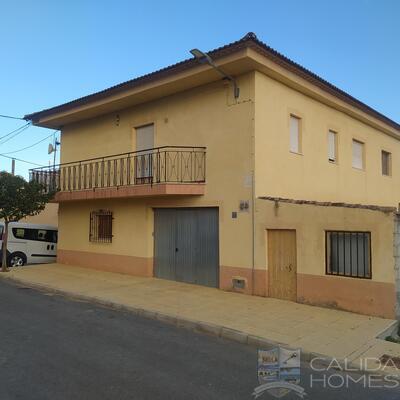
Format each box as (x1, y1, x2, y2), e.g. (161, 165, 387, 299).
(325, 273, 372, 280)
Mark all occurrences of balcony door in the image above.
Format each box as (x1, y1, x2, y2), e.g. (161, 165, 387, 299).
(135, 124, 154, 183)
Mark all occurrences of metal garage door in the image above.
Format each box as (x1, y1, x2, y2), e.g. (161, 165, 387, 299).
(154, 208, 219, 288)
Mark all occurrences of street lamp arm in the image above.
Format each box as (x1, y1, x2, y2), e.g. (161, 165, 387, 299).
(190, 49, 240, 99)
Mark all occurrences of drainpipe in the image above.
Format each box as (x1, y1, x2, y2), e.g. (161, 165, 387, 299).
(251, 169, 256, 295)
(250, 101, 256, 296)
(393, 211, 400, 333)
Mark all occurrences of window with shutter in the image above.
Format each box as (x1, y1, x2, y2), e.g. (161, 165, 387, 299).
(381, 150, 391, 176)
(289, 115, 301, 154)
(352, 140, 364, 170)
(328, 130, 337, 162)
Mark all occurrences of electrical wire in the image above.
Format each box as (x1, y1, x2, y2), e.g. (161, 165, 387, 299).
(1, 132, 55, 155)
(0, 153, 43, 167)
(0, 124, 32, 145)
(0, 122, 31, 141)
(0, 114, 26, 121)
(0, 128, 59, 169)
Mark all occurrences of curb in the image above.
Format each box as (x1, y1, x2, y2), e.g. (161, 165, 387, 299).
(2, 273, 399, 380)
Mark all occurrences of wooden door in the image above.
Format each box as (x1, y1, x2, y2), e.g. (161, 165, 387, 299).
(267, 230, 297, 301)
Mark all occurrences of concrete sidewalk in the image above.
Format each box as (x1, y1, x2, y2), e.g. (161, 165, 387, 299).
(2, 263, 400, 374)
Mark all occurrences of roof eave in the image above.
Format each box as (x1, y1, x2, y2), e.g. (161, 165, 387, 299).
(24, 33, 400, 134)
(24, 48, 253, 129)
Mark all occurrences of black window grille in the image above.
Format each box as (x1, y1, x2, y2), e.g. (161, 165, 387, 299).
(90, 210, 113, 243)
(326, 231, 371, 279)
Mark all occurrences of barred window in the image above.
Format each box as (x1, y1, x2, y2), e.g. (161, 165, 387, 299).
(326, 231, 371, 279)
(90, 210, 113, 243)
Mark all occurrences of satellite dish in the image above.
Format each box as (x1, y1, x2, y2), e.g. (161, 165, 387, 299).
(48, 143, 54, 154)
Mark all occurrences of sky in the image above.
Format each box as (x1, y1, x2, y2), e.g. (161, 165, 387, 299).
(0, 0, 399, 178)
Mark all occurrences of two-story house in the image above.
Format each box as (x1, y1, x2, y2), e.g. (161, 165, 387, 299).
(26, 33, 400, 319)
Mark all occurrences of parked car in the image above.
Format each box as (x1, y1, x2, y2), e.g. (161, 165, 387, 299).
(0, 222, 58, 267)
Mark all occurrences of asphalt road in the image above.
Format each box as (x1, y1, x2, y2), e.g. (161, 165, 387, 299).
(0, 279, 399, 400)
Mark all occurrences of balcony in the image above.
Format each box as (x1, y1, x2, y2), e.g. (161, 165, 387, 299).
(30, 146, 206, 202)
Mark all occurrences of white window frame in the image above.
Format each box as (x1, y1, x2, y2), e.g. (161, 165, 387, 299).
(381, 150, 391, 177)
(289, 115, 301, 154)
(328, 130, 337, 163)
(352, 139, 364, 170)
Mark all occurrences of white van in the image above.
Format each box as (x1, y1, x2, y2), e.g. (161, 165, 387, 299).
(0, 222, 58, 267)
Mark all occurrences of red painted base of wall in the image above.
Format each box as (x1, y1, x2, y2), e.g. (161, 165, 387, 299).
(219, 265, 267, 297)
(57, 249, 153, 277)
(220, 266, 395, 318)
(297, 273, 396, 319)
(57, 250, 394, 318)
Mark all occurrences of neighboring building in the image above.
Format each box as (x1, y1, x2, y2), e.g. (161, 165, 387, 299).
(26, 33, 400, 318)
(21, 203, 58, 226)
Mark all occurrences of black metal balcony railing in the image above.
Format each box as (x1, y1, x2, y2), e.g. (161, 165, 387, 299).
(29, 146, 206, 193)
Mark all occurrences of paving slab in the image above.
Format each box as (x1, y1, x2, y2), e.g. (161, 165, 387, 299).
(1, 263, 399, 376)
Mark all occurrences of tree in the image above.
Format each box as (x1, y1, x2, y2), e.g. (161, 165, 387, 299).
(0, 171, 53, 272)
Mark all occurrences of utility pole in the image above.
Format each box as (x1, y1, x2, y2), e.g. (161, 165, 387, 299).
(53, 136, 57, 170)
(48, 133, 60, 191)
(50, 133, 60, 170)
(11, 158, 15, 175)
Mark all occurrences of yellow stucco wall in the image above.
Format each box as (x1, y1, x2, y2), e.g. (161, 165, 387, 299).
(58, 74, 255, 270)
(59, 200, 150, 258)
(253, 199, 395, 317)
(45, 51, 400, 319)
(22, 203, 59, 226)
(254, 200, 394, 283)
(54, 66, 398, 317)
(254, 71, 400, 207)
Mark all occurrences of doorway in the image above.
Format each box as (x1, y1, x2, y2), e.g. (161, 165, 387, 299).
(267, 229, 297, 301)
(154, 208, 219, 288)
